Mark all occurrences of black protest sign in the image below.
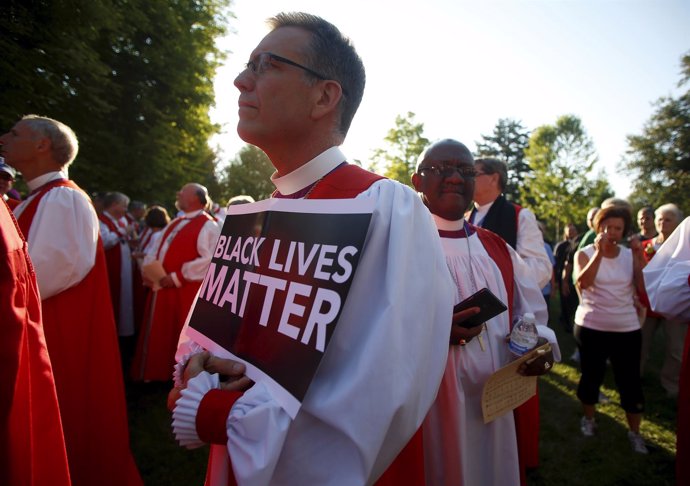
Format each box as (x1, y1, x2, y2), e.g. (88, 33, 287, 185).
(186, 198, 374, 417)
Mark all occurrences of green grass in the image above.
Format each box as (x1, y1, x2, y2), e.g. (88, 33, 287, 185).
(126, 296, 678, 485)
(528, 297, 677, 486)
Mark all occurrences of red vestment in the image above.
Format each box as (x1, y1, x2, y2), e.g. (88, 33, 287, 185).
(677, 311, 690, 485)
(1, 199, 71, 486)
(131, 212, 214, 381)
(99, 213, 123, 324)
(16, 180, 143, 486)
(193, 164, 427, 485)
(478, 226, 537, 486)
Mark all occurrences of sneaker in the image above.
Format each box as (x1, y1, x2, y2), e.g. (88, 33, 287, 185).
(580, 416, 596, 437)
(628, 431, 649, 454)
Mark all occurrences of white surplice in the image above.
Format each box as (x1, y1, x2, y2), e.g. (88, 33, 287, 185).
(423, 216, 558, 486)
(172, 147, 455, 486)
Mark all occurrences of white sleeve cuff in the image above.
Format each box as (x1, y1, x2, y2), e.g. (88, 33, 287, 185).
(172, 371, 220, 449)
(537, 325, 561, 362)
(173, 341, 205, 387)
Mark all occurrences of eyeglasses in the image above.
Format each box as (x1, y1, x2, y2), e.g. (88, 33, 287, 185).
(245, 52, 327, 80)
(418, 164, 477, 179)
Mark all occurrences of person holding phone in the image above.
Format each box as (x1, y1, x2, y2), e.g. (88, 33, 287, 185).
(412, 139, 560, 486)
(574, 205, 648, 453)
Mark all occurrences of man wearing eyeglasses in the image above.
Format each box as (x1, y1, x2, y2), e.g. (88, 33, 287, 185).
(467, 157, 552, 474)
(412, 139, 558, 486)
(469, 158, 552, 289)
(169, 12, 454, 486)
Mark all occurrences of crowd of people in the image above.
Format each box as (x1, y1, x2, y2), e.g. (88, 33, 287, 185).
(2, 11, 688, 486)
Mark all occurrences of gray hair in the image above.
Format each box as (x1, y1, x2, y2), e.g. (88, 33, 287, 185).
(474, 158, 508, 192)
(21, 115, 79, 167)
(655, 203, 683, 222)
(228, 195, 255, 206)
(268, 12, 365, 138)
(103, 191, 130, 209)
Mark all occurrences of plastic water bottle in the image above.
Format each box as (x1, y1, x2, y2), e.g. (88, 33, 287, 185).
(509, 312, 539, 357)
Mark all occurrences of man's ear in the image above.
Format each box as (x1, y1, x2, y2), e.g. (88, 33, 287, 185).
(35, 135, 51, 155)
(311, 80, 343, 121)
(411, 172, 421, 192)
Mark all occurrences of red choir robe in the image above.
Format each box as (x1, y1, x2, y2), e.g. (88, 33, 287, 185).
(679, 322, 690, 486)
(99, 212, 124, 324)
(132, 227, 156, 333)
(188, 164, 429, 486)
(16, 179, 143, 486)
(1, 199, 71, 486)
(131, 212, 214, 381)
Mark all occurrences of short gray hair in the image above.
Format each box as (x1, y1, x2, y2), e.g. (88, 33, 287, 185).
(268, 12, 365, 137)
(474, 158, 507, 192)
(21, 115, 79, 167)
(655, 203, 683, 222)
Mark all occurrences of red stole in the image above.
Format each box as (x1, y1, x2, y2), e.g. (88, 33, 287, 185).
(204, 164, 390, 486)
(15, 179, 143, 486)
(1, 199, 71, 486)
(98, 212, 123, 324)
(678, 321, 690, 485)
(477, 225, 539, 485)
(313, 166, 422, 486)
(132, 212, 213, 382)
(160, 213, 213, 279)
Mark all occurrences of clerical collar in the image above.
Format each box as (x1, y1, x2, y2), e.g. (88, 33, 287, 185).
(181, 209, 204, 219)
(433, 214, 464, 231)
(271, 147, 346, 196)
(26, 171, 68, 192)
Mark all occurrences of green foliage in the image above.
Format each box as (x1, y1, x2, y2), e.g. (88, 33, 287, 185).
(522, 115, 613, 241)
(217, 145, 275, 203)
(475, 118, 531, 204)
(0, 0, 231, 207)
(623, 52, 690, 217)
(369, 112, 429, 187)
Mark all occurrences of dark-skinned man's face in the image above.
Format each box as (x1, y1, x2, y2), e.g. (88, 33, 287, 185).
(412, 140, 475, 221)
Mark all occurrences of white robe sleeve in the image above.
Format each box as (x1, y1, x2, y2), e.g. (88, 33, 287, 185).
(24, 187, 99, 300)
(643, 216, 690, 320)
(509, 246, 562, 362)
(99, 220, 121, 249)
(180, 219, 220, 282)
(517, 208, 553, 289)
(174, 180, 454, 486)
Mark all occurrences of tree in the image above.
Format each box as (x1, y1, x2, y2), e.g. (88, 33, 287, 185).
(0, 0, 231, 207)
(522, 114, 613, 241)
(475, 118, 531, 204)
(623, 52, 690, 216)
(369, 112, 429, 187)
(217, 145, 276, 203)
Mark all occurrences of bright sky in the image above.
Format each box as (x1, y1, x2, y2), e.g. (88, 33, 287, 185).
(210, 0, 690, 198)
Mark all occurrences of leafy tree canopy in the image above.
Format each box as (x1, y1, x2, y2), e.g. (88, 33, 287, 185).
(475, 118, 531, 204)
(1, 0, 231, 207)
(369, 112, 429, 187)
(522, 114, 613, 241)
(623, 51, 690, 217)
(217, 145, 275, 203)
